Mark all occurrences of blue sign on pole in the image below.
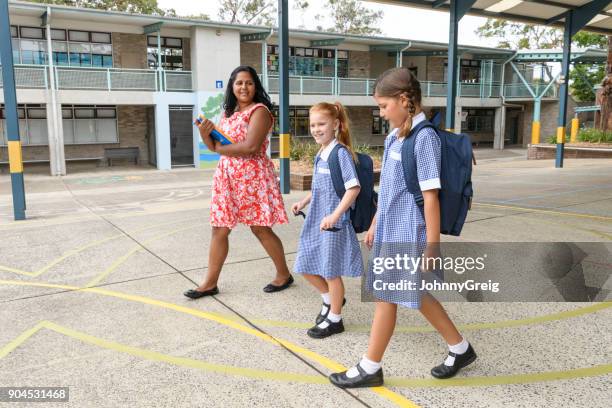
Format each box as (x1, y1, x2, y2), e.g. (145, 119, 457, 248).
(215, 80, 223, 89)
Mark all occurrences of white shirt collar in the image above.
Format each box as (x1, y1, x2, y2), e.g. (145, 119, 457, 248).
(411, 111, 426, 130)
(319, 138, 339, 161)
(390, 111, 427, 139)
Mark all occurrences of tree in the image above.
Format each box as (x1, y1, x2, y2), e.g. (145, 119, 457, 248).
(26, 0, 176, 16)
(322, 0, 383, 35)
(477, 18, 607, 103)
(476, 18, 563, 49)
(217, 0, 277, 26)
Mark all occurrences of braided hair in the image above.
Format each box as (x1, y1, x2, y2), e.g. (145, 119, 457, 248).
(373, 67, 422, 138)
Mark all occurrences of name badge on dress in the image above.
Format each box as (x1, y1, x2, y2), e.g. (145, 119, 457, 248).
(389, 151, 402, 161)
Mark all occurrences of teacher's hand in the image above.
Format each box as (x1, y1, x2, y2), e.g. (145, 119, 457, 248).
(196, 118, 216, 151)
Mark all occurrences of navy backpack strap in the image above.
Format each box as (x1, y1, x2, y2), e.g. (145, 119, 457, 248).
(327, 144, 346, 200)
(401, 120, 435, 209)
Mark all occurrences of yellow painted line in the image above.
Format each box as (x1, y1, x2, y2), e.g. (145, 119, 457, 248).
(0, 280, 418, 407)
(3, 320, 610, 392)
(0, 219, 199, 278)
(385, 364, 612, 387)
(84, 224, 199, 287)
(199, 302, 612, 333)
(0, 321, 46, 360)
(7, 140, 23, 173)
(474, 202, 612, 222)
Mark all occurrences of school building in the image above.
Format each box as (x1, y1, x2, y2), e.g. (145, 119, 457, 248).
(0, 1, 605, 174)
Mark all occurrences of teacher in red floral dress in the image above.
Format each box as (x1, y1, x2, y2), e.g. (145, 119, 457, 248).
(184, 66, 293, 299)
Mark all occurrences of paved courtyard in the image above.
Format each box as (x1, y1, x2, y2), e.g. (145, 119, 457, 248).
(0, 149, 610, 407)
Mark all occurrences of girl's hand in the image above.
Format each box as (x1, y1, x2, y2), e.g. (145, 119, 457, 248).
(364, 226, 375, 249)
(421, 243, 441, 273)
(291, 201, 305, 215)
(320, 214, 340, 231)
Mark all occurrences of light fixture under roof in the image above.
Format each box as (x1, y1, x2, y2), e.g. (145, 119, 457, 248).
(485, 0, 523, 13)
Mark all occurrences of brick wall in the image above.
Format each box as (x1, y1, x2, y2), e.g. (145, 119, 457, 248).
(112, 33, 148, 69)
(182, 38, 191, 71)
(0, 106, 150, 165)
(348, 51, 370, 78)
(240, 43, 262, 72)
(427, 57, 446, 82)
(521, 98, 577, 145)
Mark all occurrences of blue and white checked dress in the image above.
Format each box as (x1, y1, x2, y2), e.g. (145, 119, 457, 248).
(365, 112, 441, 308)
(293, 140, 364, 279)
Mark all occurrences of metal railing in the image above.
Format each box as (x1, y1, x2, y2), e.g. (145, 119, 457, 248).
(0, 65, 192, 92)
(503, 82, 558, 99)
(263, 75, 506, 99)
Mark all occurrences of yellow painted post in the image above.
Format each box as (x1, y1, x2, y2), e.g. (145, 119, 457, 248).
(531, 121, 541, 145)
(556, 126, 566, 144)
(570, 117, 579, 143)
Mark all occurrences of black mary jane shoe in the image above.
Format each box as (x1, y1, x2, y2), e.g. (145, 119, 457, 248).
(183, 287, 219, 299)
(329, 364, 384, 389)
(315, 297, 347, 325)
(431, 343, 477, 379)
(307, 318, 345, 339)
(263, 274, 294, 293)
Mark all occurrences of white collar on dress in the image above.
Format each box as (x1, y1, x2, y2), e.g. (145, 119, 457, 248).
(319, 138, 339, 161)
(390, 111, 427, 139)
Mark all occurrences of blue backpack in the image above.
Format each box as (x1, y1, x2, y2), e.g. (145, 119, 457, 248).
(401, 121, 473, 236)
(327, 144, 378, 233)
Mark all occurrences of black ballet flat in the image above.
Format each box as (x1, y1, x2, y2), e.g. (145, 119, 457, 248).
(431, 343, 477, 379)
(316, 297, 346, 325)
(329, 364, 384, 388)
(183, 287, 219, 299)
(307, 318, 344, 339)
(263, 274, 294, 293)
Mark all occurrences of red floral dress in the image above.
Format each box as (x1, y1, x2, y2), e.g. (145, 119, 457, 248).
(210, 103, 288, 229)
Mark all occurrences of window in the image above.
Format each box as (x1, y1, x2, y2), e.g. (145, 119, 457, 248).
(68, 30, 90, 42)
(147, 36, 184, 70)
(51, 29, 66, 41)
(61, 105, 118, 145)
(10, 26, 112, 67)
(20, 26, 44, 39)
(0, 104, 47, 146)
(271, 106, 311, 138)
(372, 109, 390, 135)
(267, 46, 349, 77)
(461, 109, 494, 133)
(91, 32, 111, 44)
(444, 59, 482, 83)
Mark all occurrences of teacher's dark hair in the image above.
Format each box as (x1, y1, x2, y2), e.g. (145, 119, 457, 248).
(223, 65, 273, 118)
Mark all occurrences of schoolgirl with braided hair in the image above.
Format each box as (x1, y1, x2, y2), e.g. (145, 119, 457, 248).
(329, 67, 477, 388)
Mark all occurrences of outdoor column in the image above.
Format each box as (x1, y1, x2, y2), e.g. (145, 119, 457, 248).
(0, 0, 26, 220)
(278, 0, 290, 193)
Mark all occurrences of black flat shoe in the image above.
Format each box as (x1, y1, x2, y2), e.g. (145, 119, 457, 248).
(315, 298, 347, 324)
(183, 287, 219, 299)
(307, 318, 344, 339)
(263, 274, 294, 293)
(329, 364, 384, 388)
(431, 343, 477, 379)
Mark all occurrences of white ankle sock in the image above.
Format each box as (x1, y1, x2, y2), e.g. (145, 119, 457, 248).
(445, 337, 469, 366)
(327, 312, 341, 323)
(317, 312, 341, 328)
(346, 356, 381, 378)
(321, 292, 331, 304)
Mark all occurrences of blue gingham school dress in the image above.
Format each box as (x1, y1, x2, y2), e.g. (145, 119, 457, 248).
(293, 143, 364, 279)
(365, 120, 442, 309)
